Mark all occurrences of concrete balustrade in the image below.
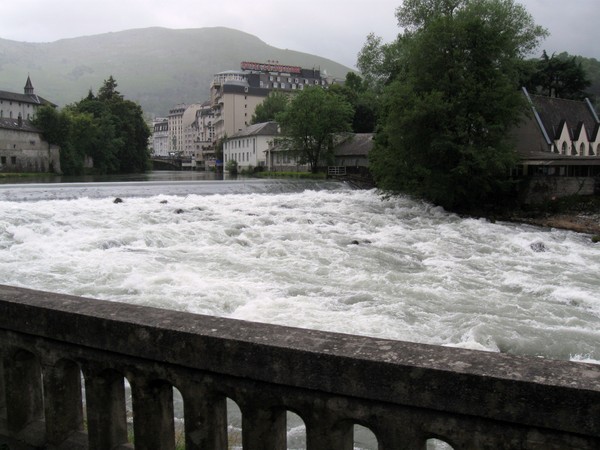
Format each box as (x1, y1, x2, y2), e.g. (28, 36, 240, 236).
(1, 284, 600, 449)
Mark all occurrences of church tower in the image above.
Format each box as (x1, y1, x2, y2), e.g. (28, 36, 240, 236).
(24, 75, 34, 95)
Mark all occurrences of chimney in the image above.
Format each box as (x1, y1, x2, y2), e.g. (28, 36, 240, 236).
(18, 113, 23, 128)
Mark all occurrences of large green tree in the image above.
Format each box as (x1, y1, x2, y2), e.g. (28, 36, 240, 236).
(276, 87, 353, 173)
(251, 91, 288, 124)
(329, 72, 379, 133)
(35, 77, 150, 175)
(523, 51, 591, 100)
(368, 0, 547, 211)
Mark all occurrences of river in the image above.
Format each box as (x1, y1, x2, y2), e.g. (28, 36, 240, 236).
(1, 173, 599, 447)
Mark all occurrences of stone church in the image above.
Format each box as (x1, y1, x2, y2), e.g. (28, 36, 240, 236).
(0, 77, 61, 173)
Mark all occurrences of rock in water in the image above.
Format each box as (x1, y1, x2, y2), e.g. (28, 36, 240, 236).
(530, 241, 547, 252)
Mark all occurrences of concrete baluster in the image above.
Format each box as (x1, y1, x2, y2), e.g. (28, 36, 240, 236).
(5, 349, 44, 435)
(84, 370, 129, 450)
(305, 416, 353, 450)
(43, 360, 84, 444)
(130, 376, 176, 450)
(181, 382, 228, 450)
(241, 405, 287, 450)
(375, 418, 427, 450)
(0, 357, 6, 425)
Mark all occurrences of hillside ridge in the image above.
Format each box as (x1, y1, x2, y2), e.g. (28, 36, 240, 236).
(0, 27, 353, 117)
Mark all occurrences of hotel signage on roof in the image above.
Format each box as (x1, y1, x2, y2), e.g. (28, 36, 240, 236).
(241, 61, 302, 74)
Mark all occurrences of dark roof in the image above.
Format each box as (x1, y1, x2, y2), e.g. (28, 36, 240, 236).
(514, 89, 600, 162)
(0, 118, 42, 132)
(528, 93, 599, 141)
(0, 90, 55, 107)
(333, 133, 374, 157)
(230, 121, 279, 138)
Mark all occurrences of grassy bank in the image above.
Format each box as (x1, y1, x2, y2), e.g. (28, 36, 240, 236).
(252, 171, 327, 180)
(0, 173, 45, 178)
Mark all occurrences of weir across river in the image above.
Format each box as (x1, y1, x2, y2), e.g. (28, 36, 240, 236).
(1, 284, 599, 449)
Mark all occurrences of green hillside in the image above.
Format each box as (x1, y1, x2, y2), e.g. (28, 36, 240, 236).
(0, 27, 354, 117)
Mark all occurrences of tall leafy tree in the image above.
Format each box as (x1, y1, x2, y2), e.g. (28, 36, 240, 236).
(329, 72, 379, 133)
(369, 0, 547, 211)
(276, 87, 353, 173)
(34, 77, 150, 175)
(251, 91, 288, 124)
(524, 51, 591, 99)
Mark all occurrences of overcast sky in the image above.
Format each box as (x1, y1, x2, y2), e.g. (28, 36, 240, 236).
(1, 0, 599, 68)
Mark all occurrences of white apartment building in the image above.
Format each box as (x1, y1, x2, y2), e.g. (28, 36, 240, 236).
(223, 121, 279, 170)
(194, 102, 216, 169)
(152, 118, 169, 157)
(167, 104, 186, 155)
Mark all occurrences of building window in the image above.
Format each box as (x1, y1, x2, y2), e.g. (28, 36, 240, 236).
(0, 156, 6, 164)
(580, 142, 586, 156)
(561, 141, 567, 155)
(11, 156, 17, 164)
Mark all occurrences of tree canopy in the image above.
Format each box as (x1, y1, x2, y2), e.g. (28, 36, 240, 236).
(251, 91, 289, 124)
(522, 51, 591, 100)
(34, 77, 150, 175)
(276, 87, 353, 173)
(367, 0, 547, 211)
(329, 72, 379, 133)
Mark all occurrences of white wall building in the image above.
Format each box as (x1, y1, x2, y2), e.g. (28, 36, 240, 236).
(167, 104, 186, 155)
(0, 76, 55, 121)
(223, 122, 279, 171)
(152, 118, 169, 157)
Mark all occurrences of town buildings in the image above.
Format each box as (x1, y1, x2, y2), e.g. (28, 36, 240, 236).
(0, 77, 61, 173)
(154, 61, 332, 171)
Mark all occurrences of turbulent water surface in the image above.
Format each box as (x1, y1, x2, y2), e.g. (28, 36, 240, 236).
(1, 178, 599, 363)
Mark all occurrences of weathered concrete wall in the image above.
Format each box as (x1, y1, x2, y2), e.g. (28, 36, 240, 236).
(0, 125, 61, 174)
(1, 284, 599, 449)
(521, 176, 598, 204)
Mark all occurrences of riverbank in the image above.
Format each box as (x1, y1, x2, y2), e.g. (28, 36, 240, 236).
(505, 195, 600, 237)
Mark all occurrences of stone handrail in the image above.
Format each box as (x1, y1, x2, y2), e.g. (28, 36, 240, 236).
(1, 284, 599, 449)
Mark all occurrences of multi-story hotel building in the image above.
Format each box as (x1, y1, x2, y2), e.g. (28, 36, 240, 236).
(210, 61, 329, 141)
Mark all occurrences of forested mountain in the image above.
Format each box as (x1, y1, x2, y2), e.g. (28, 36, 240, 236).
(0, 27, 353, 117)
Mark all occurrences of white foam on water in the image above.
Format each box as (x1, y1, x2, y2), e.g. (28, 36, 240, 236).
(1, 188, 599, 363)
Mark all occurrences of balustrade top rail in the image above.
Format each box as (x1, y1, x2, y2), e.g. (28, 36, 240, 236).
(1, 284, 600, 449)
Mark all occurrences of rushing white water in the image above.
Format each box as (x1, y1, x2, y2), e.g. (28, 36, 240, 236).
(1, 180, 599, 363)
